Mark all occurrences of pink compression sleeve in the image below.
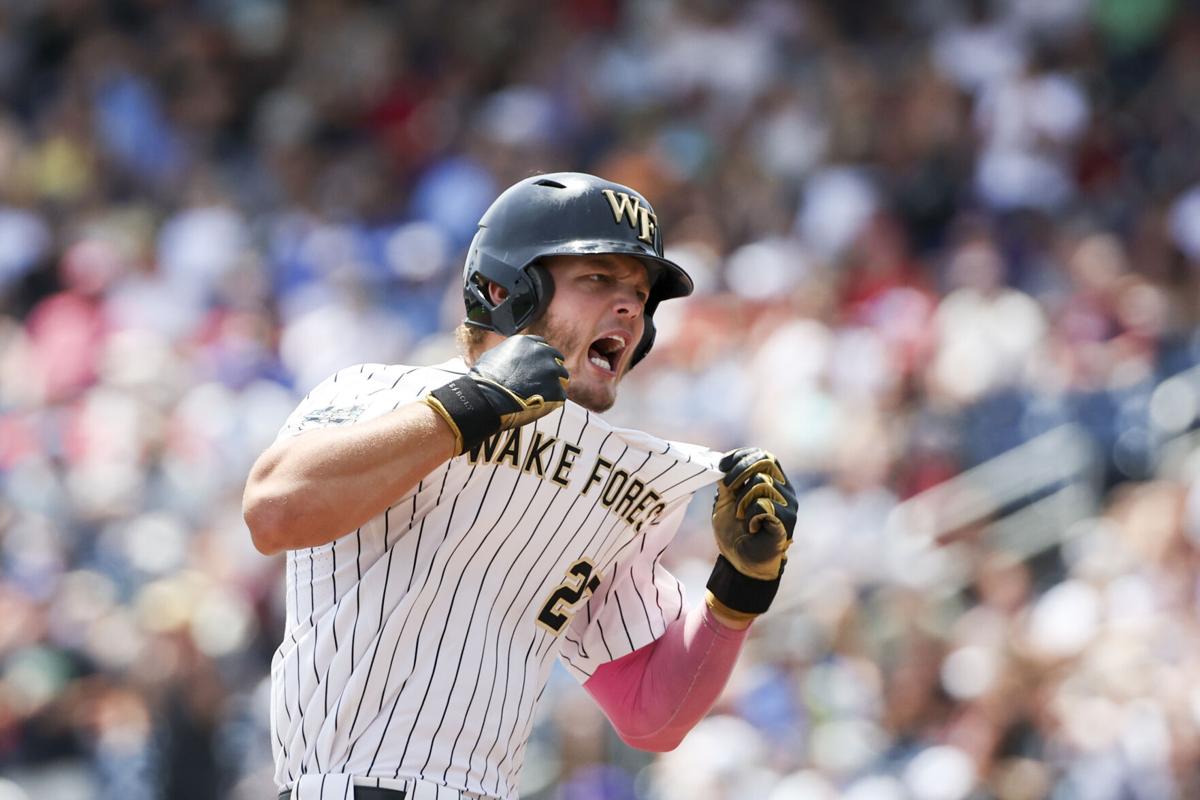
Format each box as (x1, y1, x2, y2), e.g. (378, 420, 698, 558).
(582, 603, 750, 752)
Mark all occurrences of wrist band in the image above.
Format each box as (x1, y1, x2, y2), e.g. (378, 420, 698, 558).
(704, 592, 760, 625)
(428, 380, 501, 454)
(705, 555, 781, 616)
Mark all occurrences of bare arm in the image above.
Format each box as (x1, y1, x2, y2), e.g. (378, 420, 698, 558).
(246, 336, 569, 556)
(242, 402, 456, 555)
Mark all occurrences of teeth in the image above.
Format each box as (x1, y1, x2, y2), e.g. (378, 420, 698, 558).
(595, 335, 626, 354)
(590, 355, 611, 370)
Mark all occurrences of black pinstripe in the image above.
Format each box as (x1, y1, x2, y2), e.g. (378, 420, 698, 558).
(458, 441, 571, 781)
(365, 462, 495, 775)
(407, 465, 527, 775)
(471, 495, 599, 786)
(508, 680, 552, 781)
(342, 461, 456, 765)
(294, 550, 310, 773)
(491, 635, 539, 796)
(437, 412, 569, 784)
(648, 542, 672, 636)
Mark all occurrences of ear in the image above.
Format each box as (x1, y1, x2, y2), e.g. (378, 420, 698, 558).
(487, 282, 509, 306)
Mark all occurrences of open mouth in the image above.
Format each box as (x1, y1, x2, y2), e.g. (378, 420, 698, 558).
(587, 333, 628, 374)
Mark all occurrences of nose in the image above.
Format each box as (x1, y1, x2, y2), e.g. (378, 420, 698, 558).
(613, 285, 643, 318)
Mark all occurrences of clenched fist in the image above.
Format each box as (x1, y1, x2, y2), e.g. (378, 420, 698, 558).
(707, 447, 797, 619)
(424, 335, 570, 455)
(712, 448, 797, 579)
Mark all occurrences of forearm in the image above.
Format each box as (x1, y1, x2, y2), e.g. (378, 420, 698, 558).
(583, 603, 750, 751)
(243, 401, 456, 554)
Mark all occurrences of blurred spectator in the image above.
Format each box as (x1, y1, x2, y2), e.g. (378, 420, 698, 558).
(4, 1, 1200, 799)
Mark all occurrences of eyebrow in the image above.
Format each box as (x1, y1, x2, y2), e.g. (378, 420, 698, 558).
(582, 257, 652, 292)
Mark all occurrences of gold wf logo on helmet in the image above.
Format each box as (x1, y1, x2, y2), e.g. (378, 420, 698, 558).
(601, 189, 657, 246)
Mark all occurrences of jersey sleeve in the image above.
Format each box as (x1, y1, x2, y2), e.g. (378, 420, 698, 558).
(276, 363, 437, 441)
(557, 500, 694, 683)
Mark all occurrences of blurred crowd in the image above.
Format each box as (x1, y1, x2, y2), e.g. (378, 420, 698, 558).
(4, 0, 1200, 798)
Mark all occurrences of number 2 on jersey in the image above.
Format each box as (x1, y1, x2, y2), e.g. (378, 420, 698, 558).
(537, 558, 602, 634)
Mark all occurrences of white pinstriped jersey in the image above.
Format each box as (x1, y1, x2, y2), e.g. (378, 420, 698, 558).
(270, 359, 722, 799)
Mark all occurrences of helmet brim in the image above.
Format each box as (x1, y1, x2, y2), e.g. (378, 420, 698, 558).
(535, 240, 694, 302)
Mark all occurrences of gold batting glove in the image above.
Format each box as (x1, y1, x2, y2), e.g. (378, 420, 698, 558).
(706, 448, 797, 618)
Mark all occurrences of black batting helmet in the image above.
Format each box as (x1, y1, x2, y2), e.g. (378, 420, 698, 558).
(462, 172, 693, 367)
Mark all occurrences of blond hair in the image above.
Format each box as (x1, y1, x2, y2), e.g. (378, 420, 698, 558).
(454, 323, 490, 365)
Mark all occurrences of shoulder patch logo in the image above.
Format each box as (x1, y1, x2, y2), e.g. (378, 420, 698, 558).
(301, 404, 365, 427)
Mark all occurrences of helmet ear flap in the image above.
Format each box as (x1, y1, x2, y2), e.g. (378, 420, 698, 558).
(629, 298, 658, 368)
(524, 262, 555, 328)
(465, 253, 555, 335)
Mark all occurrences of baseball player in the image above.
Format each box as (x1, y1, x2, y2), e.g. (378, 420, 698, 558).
(244, 172, 797, 800)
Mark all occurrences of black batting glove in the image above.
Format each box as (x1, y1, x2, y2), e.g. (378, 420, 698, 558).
(424, 335, 570, 455)
(706, 448, 797, 620)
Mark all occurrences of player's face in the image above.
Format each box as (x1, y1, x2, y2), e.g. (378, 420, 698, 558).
(526, 254, 651, 412)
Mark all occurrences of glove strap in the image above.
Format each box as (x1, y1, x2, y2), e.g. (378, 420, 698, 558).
(428, 379, 501, 455)
(705, 555, 781, 616)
